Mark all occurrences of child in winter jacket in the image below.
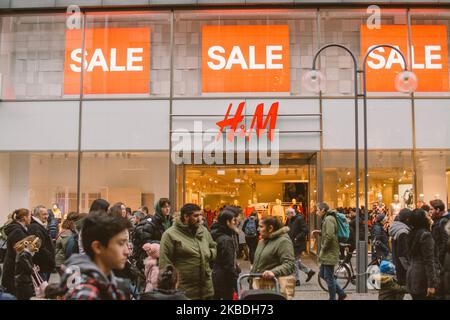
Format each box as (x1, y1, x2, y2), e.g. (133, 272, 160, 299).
(142, 242, 160, 293)
(378, 260, 409, 300)
(14, 235, 42, 300)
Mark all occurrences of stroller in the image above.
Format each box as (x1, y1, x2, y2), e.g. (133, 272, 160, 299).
(237, 273, 286, 300)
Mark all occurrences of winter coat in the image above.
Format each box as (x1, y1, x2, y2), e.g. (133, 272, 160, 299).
(55, 229, 74, 268)
(28, 217, 56, 273)
(1, 221, 30, 295)
(14, 250, 35, 300)
(443, 219, 450, 300)
(389, 221, 410, 285)
(372, 221, 390, 259)
(143, 256, 159, 293)
(0, 287, 16, 300)
(406, 229, 440, 296)
(378, 274, 408, 300)
(60, 254, 130, 300)
(141, 288, 189, 300)
(286, 213, 308, 254)
(132, 212, 171, 267)
(211, 225, 240, 299)
(159, 219, 217, 300)
(318, 211, 340, 266)
(431, 212, 450, 267)
(251, 227, 296, 277)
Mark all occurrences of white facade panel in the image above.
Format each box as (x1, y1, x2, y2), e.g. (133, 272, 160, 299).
(323, 99, 413, 150)
(0, 101, 79, 151)
(415, 100, 450, 149)
(81, 100, 169, 151)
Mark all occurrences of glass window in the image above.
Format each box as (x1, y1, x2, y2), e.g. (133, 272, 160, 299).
(0, 152, 78, 222)
(416, 150, 450, 209)
(81, 11, 170, 98)
(323, 150, 414, 210)
(0, 14, 81, 99)
(410, 9, 450, 96)
(173, 9, 317, 97)
(79, 152, 169, 213)
(319, 9, 408, 96)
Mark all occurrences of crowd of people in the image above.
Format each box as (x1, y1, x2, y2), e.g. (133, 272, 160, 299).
(0, 197, 449, 301)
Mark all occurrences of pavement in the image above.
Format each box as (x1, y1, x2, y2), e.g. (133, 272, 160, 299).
(238, 254, 383, 300)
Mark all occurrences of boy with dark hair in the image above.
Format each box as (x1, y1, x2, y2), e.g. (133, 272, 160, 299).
(60, 212, 132, 300)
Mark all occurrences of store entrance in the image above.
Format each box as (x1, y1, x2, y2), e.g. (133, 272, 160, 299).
(176, 153, 319, 253)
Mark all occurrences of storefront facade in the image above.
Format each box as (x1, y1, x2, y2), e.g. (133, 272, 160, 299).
(0, 2, 449, 226)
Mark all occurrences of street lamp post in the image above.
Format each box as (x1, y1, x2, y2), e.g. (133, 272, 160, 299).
(304, 44, 416, 293)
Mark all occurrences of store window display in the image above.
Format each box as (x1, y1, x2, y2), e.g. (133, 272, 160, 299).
(271, 199, 285, 226)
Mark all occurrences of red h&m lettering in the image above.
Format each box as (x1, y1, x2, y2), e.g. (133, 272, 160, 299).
(216, 101, 279, 142)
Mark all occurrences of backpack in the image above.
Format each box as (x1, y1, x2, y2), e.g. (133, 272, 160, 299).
(334, 212, 350, 243)
(244, 218, 257, 237)
(65, 232, 79, 260)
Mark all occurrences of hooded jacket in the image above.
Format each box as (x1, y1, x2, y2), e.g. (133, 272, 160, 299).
(132, 211, 172, 269)
(60, 254, 130, 300)
(159, 219, 217, 300)
(389, 221, 410, 285)
(318, 211, 340, 266)
(372, 216, 390, 259)
(251, 226, 296, 277)
(1, 221, 30, 295)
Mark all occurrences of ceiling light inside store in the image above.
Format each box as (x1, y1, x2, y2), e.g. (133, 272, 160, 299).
(209, 178, 213, 182)
(234, 178, 241, 183)
(214, 180, 218, 184)
(403, 170, 407, 175)
(347, 171, 351, 176)
(217, 170, 225, 175)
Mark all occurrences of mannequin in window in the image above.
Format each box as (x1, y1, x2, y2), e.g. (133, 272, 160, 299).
(416, 193, 426, 209)
(245, 200, 256, 218)
(271, 199, 285, 225)
(390, 194, 402, 217)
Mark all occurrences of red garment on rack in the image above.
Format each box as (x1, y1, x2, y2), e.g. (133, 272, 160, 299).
(245, 206, 256, 217)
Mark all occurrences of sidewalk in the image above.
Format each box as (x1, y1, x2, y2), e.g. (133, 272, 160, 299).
(238, 254, 381, 300)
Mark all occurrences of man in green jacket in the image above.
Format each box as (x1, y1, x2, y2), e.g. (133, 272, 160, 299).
(312, 202, 347, 300)
(159, 203, 217, 300)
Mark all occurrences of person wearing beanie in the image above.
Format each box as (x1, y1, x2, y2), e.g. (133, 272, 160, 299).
(378, 260, 409, 300)
(371, 213, 390, 260)
(389, 208, 412, 286)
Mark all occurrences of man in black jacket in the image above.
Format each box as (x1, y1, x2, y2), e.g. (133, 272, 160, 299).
(286, 207, 315, 286)
(430, 199, 450, 267)
(388, 208, 412, 287)
(28, 205, 55, 282)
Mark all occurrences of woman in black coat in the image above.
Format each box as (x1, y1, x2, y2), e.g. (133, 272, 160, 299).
(406, 208, 440, 300)
(1, 209, 31, 295)
(211, 210, 240, 300)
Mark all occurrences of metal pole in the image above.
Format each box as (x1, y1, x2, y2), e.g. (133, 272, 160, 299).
(361, 44, 409, 293)
(312, 44, 361, 292)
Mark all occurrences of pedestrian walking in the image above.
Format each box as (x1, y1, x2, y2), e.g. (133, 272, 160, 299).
(312, 202, 347, 300)
(159, 203, 216, 300)
(406, 208, 439, 300)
